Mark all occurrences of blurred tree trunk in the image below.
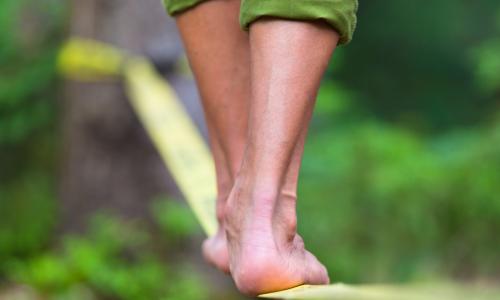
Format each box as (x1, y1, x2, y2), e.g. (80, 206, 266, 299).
(59, 0, 205, 232)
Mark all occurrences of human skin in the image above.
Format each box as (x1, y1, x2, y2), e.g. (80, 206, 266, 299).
(175, 0, 338, 295)
(176, 0, 250, 274)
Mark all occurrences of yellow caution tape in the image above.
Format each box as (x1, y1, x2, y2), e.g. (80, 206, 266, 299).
(58, 38, 498, 300)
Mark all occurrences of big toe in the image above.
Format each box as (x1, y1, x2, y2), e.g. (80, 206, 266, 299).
(304, 251, 329, 285)
(201, 237, 216, 264)
(202, 237, 230, 274)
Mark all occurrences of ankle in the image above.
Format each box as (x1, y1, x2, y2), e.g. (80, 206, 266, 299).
(225, 182, 275, 232)
(226, 179, 279, 210)
(225, 182, 298, 239)
(215, 196, 227, 225)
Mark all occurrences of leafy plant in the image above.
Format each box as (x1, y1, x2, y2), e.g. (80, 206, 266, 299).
(0, 0, 66, 269)
(6, 213, 210, 300)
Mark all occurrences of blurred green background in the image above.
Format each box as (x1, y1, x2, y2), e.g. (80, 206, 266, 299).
(1, 0, 499, 299)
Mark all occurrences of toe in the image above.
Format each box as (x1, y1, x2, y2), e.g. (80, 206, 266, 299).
(304, 251, 330, 285)
(202, 235, 231, 274)
(201, 237, 215, 263)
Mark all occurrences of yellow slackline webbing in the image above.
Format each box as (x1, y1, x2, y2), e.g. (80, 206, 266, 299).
(58, 38, 493, 300)
(59, 38, 217, 236)
(124, 59, 218, 237)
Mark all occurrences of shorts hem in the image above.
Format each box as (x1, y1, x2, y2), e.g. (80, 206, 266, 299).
(163, 0, 206, 16)
(239, 0, 358, 45)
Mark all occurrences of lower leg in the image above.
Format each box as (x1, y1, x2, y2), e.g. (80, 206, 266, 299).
(225, 18, 339, 295)
(175, 0, 250, 273)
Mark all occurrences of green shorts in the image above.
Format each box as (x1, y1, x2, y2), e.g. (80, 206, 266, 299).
(163, 0, 358, 45)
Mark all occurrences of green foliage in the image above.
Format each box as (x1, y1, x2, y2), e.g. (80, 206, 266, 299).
(0, 0, 65, 270)
(151, 197, 201, 241)
(299, 91, 500, 282)
(473, 39, 500, 93)
(0, 174, 56, 266)
(472, 10, 500, 95)
(6, 213, 210, 300)
(334, 0, 500, 130)
(0, 0, 64, 145)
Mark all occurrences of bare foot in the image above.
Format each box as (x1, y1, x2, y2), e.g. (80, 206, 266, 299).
(225, 181, 329, 296)
(202, 226, 230, 274)
(201, 191, 231, 273)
